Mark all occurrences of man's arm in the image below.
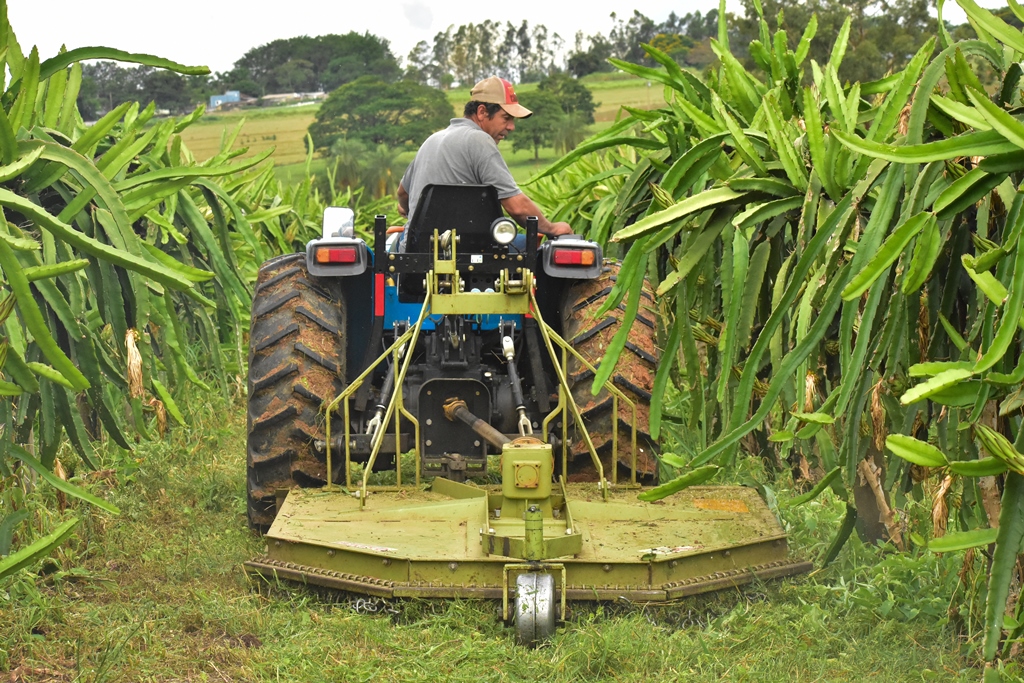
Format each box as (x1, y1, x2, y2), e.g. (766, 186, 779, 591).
(397, 182, 410, 218)
(501, 192, 572, 237)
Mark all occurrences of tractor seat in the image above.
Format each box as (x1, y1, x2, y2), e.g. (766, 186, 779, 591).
(404, 184, 504, 254)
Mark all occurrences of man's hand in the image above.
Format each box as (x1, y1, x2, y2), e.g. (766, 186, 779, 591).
(545, 221, 573, 237)
(501, 193, 573, 238)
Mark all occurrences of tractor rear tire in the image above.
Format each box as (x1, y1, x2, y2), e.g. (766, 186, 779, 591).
(561, 259, 659, 478)
(247, 253, 346, 531)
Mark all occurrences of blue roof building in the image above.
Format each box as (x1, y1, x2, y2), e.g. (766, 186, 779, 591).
(209, 91, 241, 109)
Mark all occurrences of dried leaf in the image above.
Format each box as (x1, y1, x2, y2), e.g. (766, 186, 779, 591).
(126, 329, 144, 400)
(932, 475, 953, 539)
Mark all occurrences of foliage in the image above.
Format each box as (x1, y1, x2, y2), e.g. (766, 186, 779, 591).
(0, 0, 364, 579)
(538, 72, 597, 124)
(219, 32, 401, 96)
(513, 73, 597, 160)
(329, 138, 369, 188)
(732, 0, 937, 83)
(78, 62, 214, 119)
(78, 32, 402, 118)
(404, 20, 562, 87)
(568, 9, 725, 77)
(529, 0, 1024, 675)
(512, 91, 563, 160)
(307, 77, 452, 152)
(0, 395, 985, 680)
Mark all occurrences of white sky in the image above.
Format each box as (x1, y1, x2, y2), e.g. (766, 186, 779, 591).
(6, 0, 993, 75)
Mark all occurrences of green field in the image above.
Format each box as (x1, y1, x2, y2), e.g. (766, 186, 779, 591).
(0, 391, 989, 681)
(178, 103, 319, 167)
(177, 73, 657, 189)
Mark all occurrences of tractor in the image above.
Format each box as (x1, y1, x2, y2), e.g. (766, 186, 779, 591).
(244, 185, 809, 644)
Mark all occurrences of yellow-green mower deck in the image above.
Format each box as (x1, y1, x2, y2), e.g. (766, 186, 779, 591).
(246, 482, 810, 602)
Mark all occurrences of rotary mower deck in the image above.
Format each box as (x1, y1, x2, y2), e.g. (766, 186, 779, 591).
(247, 482, 808, 605)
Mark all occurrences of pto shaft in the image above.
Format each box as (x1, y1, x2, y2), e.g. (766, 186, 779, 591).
(443, 398, 509, 450)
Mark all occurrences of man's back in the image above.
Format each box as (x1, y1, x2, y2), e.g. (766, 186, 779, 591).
(396, 77, 572, 239)
(401, 118, 521, 222)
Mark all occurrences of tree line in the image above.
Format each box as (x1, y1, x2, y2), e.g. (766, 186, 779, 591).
(79, 1, 989, 124)
(78, 32, 401, 119)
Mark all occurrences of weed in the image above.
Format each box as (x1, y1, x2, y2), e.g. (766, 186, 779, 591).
(0, 390, 990, 681)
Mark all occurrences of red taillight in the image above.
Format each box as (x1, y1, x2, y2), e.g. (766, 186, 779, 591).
(315, 246, 357, 264)
(552, 248, 595, 266)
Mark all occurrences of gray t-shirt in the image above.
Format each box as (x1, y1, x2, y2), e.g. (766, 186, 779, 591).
(401, 118, 522, 221)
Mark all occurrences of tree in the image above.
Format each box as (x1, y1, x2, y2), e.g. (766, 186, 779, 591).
(551, 111, 590, 154)
(320, 33, 402, 90)
(510, 73, 595, 159)
(608, 11, 659, 65)
(511, 90, 563, 160)
(565, 10, 720, 75)
(141, 69, 196, 113)
(270, 59, 315, 92)
(308, 77, 453, 151)
(363, 144, 402, 198)
(78, 61, 141, 117)
(537, 72, 596, 124)
(329, 138, 368, 189)
(567, 32, 614, 78)
(649, 33, 694, 63)
(404, 40, 434, 84)
(78, 62, 206, 117)
(225, 33, 400, 94)
(408, 20, 561, 88)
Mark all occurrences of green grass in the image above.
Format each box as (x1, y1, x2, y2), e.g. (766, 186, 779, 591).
(0, 388, 1006, 682)
(274, 156, 329, 186)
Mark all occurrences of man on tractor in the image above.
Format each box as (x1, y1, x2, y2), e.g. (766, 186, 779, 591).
(396, 76, 573, 240)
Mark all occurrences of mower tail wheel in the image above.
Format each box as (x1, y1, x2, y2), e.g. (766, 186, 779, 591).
(561, 260, 659, 477)
(246, 253, 346, 531)
(513, 572, 557, 646)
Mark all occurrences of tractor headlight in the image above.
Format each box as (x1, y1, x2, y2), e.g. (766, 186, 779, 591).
(491, 218, 517, 245)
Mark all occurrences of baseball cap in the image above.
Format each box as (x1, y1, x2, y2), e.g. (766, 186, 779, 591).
(469, 77, 533, 118)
